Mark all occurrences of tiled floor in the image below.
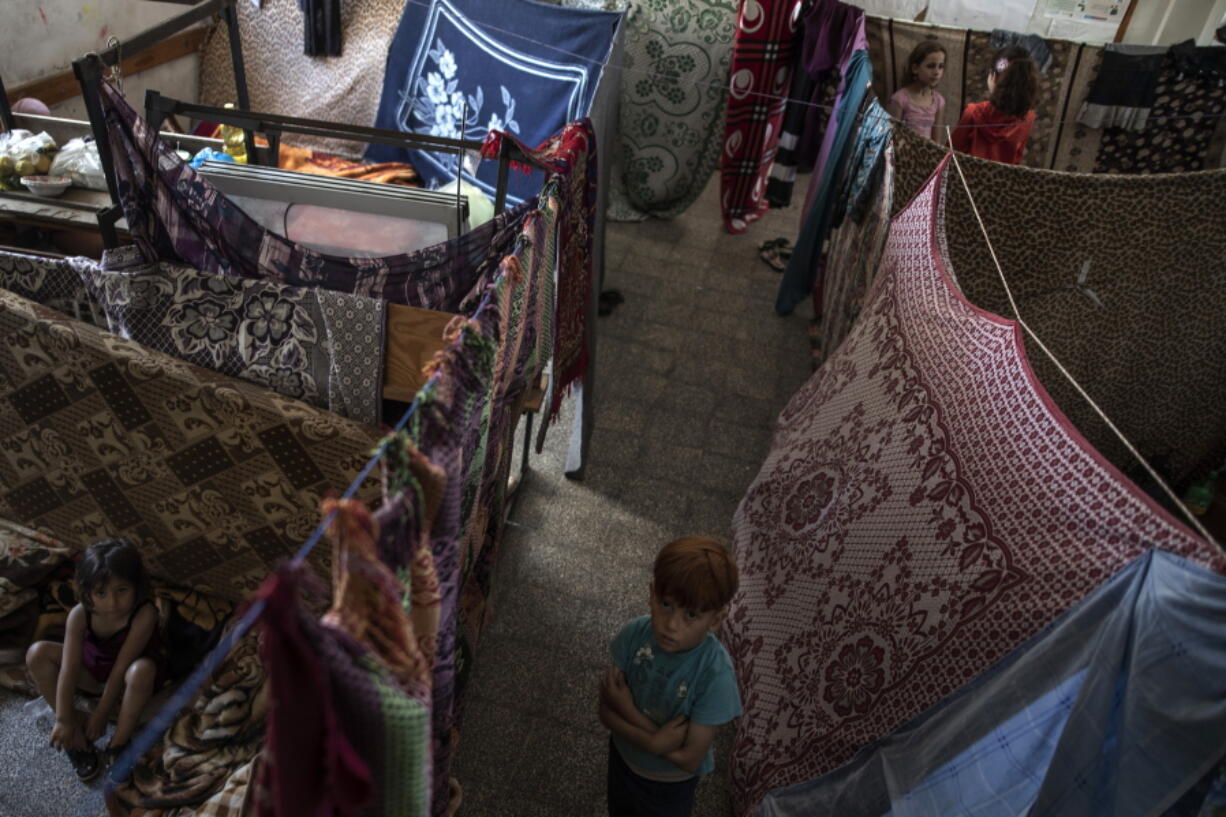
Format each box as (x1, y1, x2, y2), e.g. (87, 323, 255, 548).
(451, 177, 813, 816)
(0, 174, 813, 817)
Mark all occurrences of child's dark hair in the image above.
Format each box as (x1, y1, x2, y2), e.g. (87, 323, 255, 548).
(990, 45, 1039, 119)
(76, 540, 149, 610)
(906, 39, 947, 83)
(653, 536, 739, 613)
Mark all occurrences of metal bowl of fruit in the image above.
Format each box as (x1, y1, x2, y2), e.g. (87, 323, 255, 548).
(20, 175, 72, 197)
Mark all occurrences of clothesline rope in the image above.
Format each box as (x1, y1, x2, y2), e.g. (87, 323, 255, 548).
(378, 0, 1226, 132)
(943, 126, 1221, 552)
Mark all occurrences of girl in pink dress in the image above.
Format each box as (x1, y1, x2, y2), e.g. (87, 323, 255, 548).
(886, 40, 947, 142)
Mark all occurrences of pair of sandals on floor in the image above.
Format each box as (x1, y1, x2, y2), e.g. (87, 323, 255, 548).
(758, 237, 793, 272)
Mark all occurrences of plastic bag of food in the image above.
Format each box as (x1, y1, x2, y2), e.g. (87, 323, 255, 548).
(0, 130, 58, 190)
(0, 129, 32, 190)
(49, 137, 107, 191)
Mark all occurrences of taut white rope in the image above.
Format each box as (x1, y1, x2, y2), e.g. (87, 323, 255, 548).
(942, 127, 1220, 549)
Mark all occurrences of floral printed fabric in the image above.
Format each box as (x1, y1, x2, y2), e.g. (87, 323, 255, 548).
(724, 160, 1226, 815)
(0, 248, 385, 425)
(0, 251, 105, 327)
(87, 247, 386, 426)
(606, 0, 739, 221)
(96, 81, 534, 317)
(367, 0, 621, 206)
(0, 287, 383, 603)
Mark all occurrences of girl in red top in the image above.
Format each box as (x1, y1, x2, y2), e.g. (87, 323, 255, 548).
(951, 45, 1039, 165)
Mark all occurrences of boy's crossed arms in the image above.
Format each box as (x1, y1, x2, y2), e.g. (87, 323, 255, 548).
(598, 666, 717, 774)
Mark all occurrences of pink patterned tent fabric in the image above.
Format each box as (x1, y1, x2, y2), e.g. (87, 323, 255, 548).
(723, 158, 1226, 816)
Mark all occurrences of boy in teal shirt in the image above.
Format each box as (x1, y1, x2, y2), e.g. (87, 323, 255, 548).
(599, 536, 742, 816)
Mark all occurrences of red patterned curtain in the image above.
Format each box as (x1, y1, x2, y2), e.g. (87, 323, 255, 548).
(720, 0, 804, 233)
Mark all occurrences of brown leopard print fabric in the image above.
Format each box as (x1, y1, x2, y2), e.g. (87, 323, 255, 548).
(892, 124, 1226, 491)
(199, 0, 409, 158)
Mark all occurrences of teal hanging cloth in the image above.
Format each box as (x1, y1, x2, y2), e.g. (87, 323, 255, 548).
(775, 48, 871, 316)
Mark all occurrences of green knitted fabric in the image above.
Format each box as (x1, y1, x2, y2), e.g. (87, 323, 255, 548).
(367, 657, 431, 817)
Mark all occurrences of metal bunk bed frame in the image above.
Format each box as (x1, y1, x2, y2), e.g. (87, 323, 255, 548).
(64, 0, 598, 481)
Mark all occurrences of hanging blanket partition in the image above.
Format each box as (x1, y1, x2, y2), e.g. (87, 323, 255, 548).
(0, 249, 388, 427)
(0, 184, 564, 817)
(0, 287, 383, 604)
(890, 124, 1226, 489)
(602, 0, 737, 221)
(97, 82, 531, 315)
(96, 80, 592, 424)
(756, 550, 1226, 817)
(366, 0, 621, 207)
(724, 159, 1226, 815)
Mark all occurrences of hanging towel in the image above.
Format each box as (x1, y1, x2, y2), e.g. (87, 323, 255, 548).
(798, 0, 864, 169)
(720, 0, 802, 233)
(481, 122, 596, 421)
(366, 0, 620, 206)
(1078, 44, 1166, 132)
(255, 566, 374, 817)
(775, 48, 872, 316)
(766, 6, 818, 209)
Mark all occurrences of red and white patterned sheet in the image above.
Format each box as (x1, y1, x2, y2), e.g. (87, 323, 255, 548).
(723, 158, 1226, 815)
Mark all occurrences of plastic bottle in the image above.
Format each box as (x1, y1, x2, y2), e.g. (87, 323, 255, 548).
(23, 696, 54, 733)
(219, 103, 248, 164)
(1184, 470, 1220, 516)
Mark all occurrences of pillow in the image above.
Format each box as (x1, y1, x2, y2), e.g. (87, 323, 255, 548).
(0, 519, 72, 594)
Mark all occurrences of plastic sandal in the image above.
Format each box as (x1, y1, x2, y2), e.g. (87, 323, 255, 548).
(66, 746, 101, 783)
(760, 245, 787, 272)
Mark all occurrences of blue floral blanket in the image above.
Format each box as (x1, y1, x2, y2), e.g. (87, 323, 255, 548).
(367, 0, 621, 205)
